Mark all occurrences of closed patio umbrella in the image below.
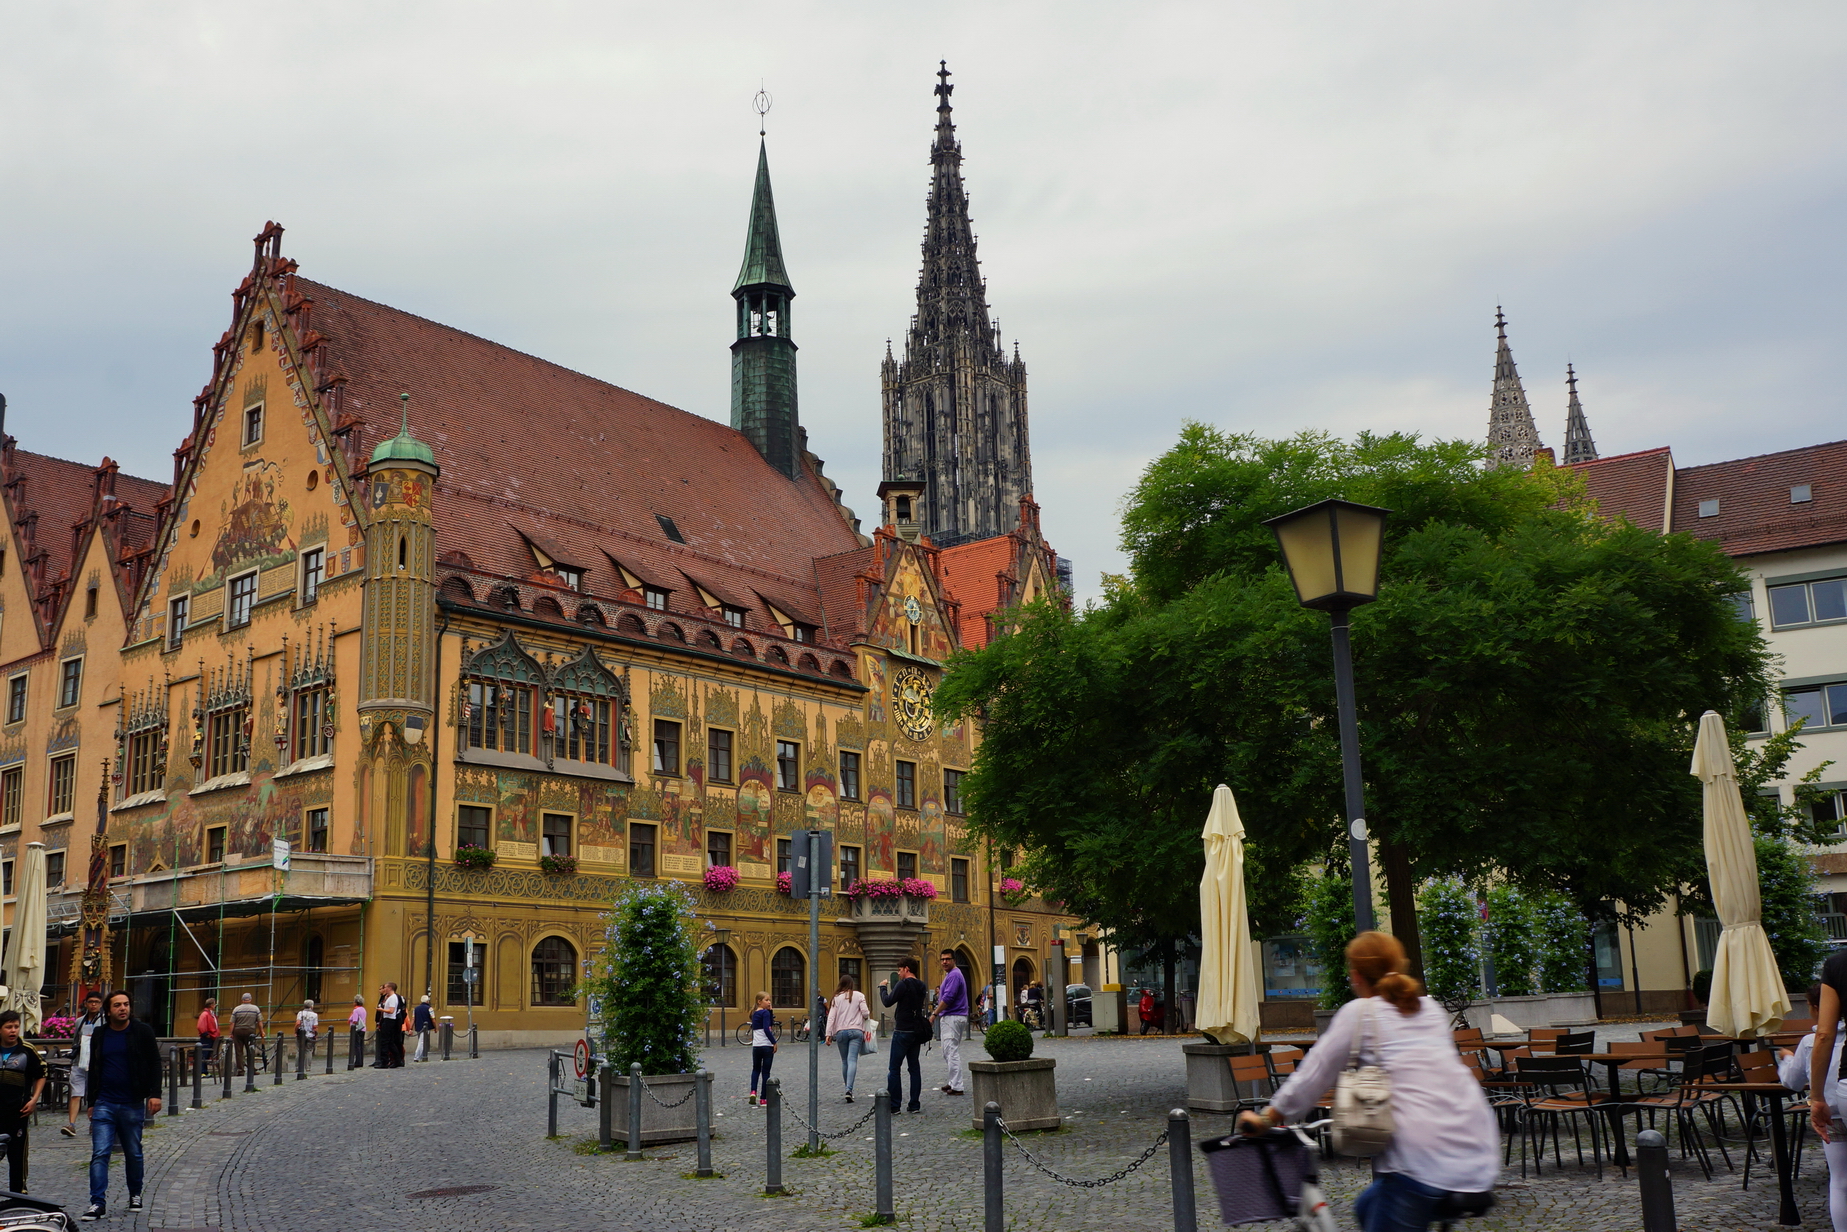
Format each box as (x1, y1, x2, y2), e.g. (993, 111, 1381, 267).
(1195, 784, 1261, 1045)
(0, 842, 48, 1034)
(1693, 711, 1790, 1038)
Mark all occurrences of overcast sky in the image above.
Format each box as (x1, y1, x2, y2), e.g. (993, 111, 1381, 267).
(3, 4, 1844, 605)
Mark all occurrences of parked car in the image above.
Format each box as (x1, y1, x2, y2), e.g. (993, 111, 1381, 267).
(1065, 984, 1093, 1027)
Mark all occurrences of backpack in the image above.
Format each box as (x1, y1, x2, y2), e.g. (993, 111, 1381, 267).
(1329, 999, 1395, 1157)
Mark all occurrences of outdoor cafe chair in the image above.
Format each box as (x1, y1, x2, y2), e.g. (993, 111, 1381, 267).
(1633, 1046, 1736, 1180)
(1512, 1055, 1611, 1179)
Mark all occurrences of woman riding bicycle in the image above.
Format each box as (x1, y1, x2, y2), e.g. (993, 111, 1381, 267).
(1238, 931, 1497, 1232)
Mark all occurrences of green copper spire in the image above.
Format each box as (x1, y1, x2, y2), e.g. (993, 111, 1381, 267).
(371, 392, 436, 466)
(733, 140, 793, 294)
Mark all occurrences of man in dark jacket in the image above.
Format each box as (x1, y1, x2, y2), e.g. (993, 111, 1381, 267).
(0, 1010, 46, 1193)
(878, 958, 930, 1114)
(79, 991, 161, 1221)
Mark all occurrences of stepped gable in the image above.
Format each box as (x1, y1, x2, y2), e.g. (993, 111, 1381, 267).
(1671, 440, 1847, 556)
(293, 279, 864, 637)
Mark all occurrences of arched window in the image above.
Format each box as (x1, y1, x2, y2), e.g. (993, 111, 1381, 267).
(461, 631, 543, 755)
(616, 613, 647, 635)
(701, 944, 738, 1007)
(440, 576, 475, 603)
(304, 933, 325, 1004)
(1011, 956, 1036, 998)
(531, 936, 578, 1006)
(771, 947, 806, 1009)
(533, 596, 565, 621)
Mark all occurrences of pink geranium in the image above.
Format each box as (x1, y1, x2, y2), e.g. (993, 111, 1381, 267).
(704, 865, 739, 892)
(998, 877, 1024, 895)
(776, 871, 793, 895)
(899, 877, 939, 899)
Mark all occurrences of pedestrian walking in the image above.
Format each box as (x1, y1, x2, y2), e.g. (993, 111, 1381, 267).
(823, 976, 871, 1101)
(412, 995, 435, 1062)
(60, 992, 104, 1138)
(194, 996, 220, 1078)
(930, 950, 969, 1097)
(1807, 960, 1847, 1230)
(374, 983, 406, 1068)
(79, 990, 162, 1221)
(348, 996, 367, 1034)
(878, 958, 929, 1114)
(747, 992, 777, 1106)
(1239, 931, 1498, 1232)
(229, 993, 263, 1076)
(294, 1000, 319, 1066)
(0, 1010, 46, 1193)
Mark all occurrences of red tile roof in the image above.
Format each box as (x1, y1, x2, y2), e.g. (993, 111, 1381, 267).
(294, 279, 869, 641)
(1670, 440, 1847, 556)
(937, 534, 1016, 649)
(1564, 446, 1674, 533)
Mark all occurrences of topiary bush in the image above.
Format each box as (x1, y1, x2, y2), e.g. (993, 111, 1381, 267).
(581, 881, 703, 1076)
(1417, 877, 1482, 1017)
(984, 1018, 1035, 1062)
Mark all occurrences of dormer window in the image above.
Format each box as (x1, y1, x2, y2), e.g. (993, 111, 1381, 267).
(721, 605, 746, 629)
(553, 567, 582, 591)
(791, 624, 812, 643)
(643, 587, 669, 612)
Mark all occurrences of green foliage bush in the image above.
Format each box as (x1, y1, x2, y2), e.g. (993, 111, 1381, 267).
(984, 1019, 1035, 1062)
(1417, 878, 1480, 1009)
(1301, 870, 1357, 1011)
(581, 881, 703, 1076)
(1484, 885, 1540, 996)
(1533, 892, 1589, 993)
(1692, 968, 1713, 1004)
(1754, 834, 1830, 990)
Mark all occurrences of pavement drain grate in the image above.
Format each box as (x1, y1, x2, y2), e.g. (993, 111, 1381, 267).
(407, 1185, 499, 1199)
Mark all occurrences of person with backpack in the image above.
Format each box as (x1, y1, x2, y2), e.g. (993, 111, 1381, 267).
(1237, 932, 1497, 1232)
(0, 1010, 46, 1192)
(60, 992, 104, 1138)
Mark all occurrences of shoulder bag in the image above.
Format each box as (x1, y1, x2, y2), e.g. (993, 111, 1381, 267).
(1330, 998, 1395, 1157)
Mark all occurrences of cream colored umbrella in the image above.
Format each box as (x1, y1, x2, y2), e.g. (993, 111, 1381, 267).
(1195, 784, 1262, 1044)
(1693, 711, 1790, 1037)
(0, 842, 48, 1033)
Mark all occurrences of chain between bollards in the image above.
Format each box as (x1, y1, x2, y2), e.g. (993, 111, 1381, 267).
(694, 1070, 714, 1178)
(1637, 1128, 1676, 1232)
(765, 1078, 784, 1195)
(1168, 1109, 1196, 1232)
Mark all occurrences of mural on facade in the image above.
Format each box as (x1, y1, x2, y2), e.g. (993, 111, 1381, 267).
(208, 460, 294, 583)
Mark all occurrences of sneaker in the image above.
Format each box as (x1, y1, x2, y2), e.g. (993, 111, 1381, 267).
(80, 1206, 105, 1222)
(946, 1088, 965, 1096)
(907, 1103, 922, 1114)
(844, 1093, 854, 1102)
(748, 1094, 758, 1106)
(59, 1124, 76, 1138)
(128, 1195, 143, 1211)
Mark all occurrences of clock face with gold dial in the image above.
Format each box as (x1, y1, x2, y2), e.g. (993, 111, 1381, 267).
(892, 666, 935, 742)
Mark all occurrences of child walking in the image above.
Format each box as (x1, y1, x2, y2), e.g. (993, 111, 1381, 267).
(748, 992, 777, 1106)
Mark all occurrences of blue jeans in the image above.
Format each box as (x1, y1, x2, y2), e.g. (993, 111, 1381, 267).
(89, 1100, 145, 1206)
(887, 1030, 923, 1110)
(1352, 1171, 1451, 1232)
(834, 1029, 864, 1092)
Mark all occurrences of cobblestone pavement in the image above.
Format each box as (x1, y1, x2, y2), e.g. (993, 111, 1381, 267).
(11, 1022, 1835, 1229)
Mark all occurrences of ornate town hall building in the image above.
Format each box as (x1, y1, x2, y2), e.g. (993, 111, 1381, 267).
(880, 64, 1033, 548)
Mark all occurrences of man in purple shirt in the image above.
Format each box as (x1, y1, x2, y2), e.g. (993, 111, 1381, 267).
(930, 950, 970, 1096)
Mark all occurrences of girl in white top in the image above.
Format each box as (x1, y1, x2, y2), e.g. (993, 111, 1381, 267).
(825, 976, 873, 1101)
(1239, 931, 1499, 1231)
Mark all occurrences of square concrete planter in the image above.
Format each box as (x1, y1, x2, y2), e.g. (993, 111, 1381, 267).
(1183, 1042, 1256, 1113)
(969, 1058, 1060, 1131)
(608, 1071, 699, 1144)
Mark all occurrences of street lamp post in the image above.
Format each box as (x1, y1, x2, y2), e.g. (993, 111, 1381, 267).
(1265, 498, 1390, 934)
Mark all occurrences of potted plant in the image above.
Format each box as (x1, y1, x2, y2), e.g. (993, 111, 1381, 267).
(899, 877, 939, 900)
(703, 864, 739, 893)
(967, 1019, 1060, 1131)
(581, 881, 704, 1143)
(454, 843, 497, 872)
(539, 854, 578, 876)
(998, 877, 1029, 905)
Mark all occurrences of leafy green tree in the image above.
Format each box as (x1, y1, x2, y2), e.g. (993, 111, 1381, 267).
(581, 882, 703, 1075)
(937, 426, 1773, 975)
(1484, 885, 1540, 997)
(1301, 871, 1357, 1011)
(1416, 878, 1481, 1015)
(1533, 892, 1590, 993)
(1754, 835, 1831, 991)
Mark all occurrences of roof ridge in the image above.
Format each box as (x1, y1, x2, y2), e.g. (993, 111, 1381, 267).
(1673, 438, 1847, 475)
(1565, 445, 1672, 468)
(8, 446, 165, 493)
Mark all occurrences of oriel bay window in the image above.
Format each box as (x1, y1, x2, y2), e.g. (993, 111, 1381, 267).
(460, 635, 628, 768)
(459, 631, 546, 755)
(287, 630, 337, 764)
(546, 645, 622, 766)
(200, 656, 254, 781)
(120, 685, 168, 799)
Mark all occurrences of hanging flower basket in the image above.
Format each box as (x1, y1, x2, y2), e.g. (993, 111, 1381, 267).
(899, 877, 939, 900)
(998, 877, 1030, 905)
(539, 854, 578, 876)
(454, 844, 497, 871)
(776, 871, 793, 895)
(704, 864, 739, 892)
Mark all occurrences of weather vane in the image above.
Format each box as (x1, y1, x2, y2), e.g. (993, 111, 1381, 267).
(754, 86, 772, 137)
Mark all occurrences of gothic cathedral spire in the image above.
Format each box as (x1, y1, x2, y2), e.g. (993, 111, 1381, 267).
(732, 139, 801, 480)
(1561, 363, 1599, 464)
(1486, 308, 1543, 470)
(881, 62, 1032, 547)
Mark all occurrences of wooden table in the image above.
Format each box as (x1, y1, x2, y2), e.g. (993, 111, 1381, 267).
(1705, 1082, 1800, 1226)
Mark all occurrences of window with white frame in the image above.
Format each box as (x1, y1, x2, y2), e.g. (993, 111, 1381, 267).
(227, 571, 257, 628)
(58, 657, 82, 708)
(1769, 576, 1847, 629)
(167, 595, 189, 649)
(301, 547, 324, 604)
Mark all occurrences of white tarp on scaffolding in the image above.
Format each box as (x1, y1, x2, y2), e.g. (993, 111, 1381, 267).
(1, 843, 48, 1033)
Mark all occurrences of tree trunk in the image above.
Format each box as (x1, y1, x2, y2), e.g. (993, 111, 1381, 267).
(1379, 838, 1424, 985)
(1162, 939, 1178, 1036)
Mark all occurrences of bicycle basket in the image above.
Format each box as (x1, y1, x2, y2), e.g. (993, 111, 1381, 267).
(1199, 1130, 1314, 1226)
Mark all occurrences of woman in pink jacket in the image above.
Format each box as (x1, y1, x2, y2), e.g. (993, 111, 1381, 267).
(824, 976, 873, 1102)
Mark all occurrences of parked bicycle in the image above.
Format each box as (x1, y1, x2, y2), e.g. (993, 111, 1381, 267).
(732, 1014, 813, 1046)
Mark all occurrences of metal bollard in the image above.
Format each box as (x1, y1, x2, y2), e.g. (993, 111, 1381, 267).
(983, 1101, 1003, 1232)
(694, 1069, 714, 1177)
(274, 1032, 285, 1085)
(325, 1028, 334, 1075)
(1637, 1129, 1677, 1232)
(243, 1037, 257, 1093)
(874, 1096, 894, 1222)
(167, 1048, 180, 1115)
(191, 1046, 204, 1110)
(626, 1062, 644, 1160)
(222, 1044, 233, 1099)
(469, 1024, 478, 1059)
(765, 1077, 784, 1195)
(441, 1021, 453, 1061)
(597, 1061, 614, 1153)
(1169, 1108, 1197, 1232)
(296, 1034, 307, 1080)
(547, 1052, 560, 1138)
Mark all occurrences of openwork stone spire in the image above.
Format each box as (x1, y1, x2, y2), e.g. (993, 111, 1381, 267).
(1561, 363, 1599, 465)
(880, 62, 1032, 546)
(1486, 308, 1543, 470)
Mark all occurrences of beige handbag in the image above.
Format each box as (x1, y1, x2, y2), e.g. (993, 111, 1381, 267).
(1330, 999, 1395, 1157)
